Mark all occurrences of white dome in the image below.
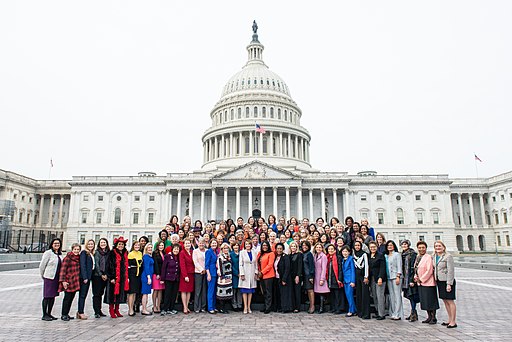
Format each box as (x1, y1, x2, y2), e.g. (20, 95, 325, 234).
(221, 63, 291, 98)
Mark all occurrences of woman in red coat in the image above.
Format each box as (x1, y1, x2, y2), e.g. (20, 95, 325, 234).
(59, 243, 81, 321)
(179, 239, 195, 314)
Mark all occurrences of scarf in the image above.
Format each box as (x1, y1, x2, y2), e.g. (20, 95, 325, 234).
(326, 253, 341, 287)
(114, 249, 129, 295)
(97, 248, 109, 273)
(353, 250, 367, 269)
(128, 251, 143, 276)
(402, 249, 415, 283)
(414, 253, 424, 276)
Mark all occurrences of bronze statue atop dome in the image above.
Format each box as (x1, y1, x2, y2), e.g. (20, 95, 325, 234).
(252, 20, 258, 34)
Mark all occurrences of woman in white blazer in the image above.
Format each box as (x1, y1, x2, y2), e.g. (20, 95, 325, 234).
(238, 240, 258, 314)
(39, 238, 63, 321)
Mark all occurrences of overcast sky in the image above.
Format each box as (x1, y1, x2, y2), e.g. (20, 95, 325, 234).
(1, 1, 510, 180)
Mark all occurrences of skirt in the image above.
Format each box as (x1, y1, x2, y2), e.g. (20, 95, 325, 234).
(128, 274, 142, 294)
(179, 273, 195, 293)
(303, 279, 314, 291)
(240, 288, 255, 294)
(152, 274, 165, 290)
(419, 286, 440, 310)
(437, 280, 456, 300)
(43, 277, 60, 298)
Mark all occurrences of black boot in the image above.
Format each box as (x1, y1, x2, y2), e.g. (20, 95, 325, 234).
(47, 298, 57, 320)
(429, 310, 437, 324)
(318, 296, 325, 314)
(422, 310, 432, 324)
(42, 299, 51, 321)
(410, 309, 418, 322)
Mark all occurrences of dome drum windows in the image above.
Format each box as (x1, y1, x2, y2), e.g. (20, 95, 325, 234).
(254, 107, 258, 118)
(262, 107, 266, 118)
(270, 107, 274, 118)
(245, 107, 250, 118)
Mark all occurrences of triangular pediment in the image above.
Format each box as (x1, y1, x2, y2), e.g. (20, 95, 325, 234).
(213, 161, 300, 180)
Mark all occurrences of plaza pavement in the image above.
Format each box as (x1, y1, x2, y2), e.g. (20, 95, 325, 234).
(0, 267, 510, 341)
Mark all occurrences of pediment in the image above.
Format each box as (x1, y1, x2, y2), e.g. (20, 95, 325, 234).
(213, 161, 299, 180)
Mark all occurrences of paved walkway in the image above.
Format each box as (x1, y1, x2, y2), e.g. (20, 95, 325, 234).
(0, 267, 510, 341)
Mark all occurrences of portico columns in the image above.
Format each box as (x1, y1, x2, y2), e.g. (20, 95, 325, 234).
(479, 193, 486, 227)
(200, 190, 205, 222)
(285, 187, 290, 220)
(58, 195, 64, 226)
(320, 189, 326, 222)
(223, 188, 228, 219)
(457, 193, 464, 227)
(309, 189, 314, 220)
(297, 187, 303, 219)
(48, 195, 54, 227)
(468, 193, 475, 227)
(177, 190, 182, 220)
(189, 189, 194, 220)
(235, 187, 241, 219)
(38, 195, 45, 226)
(211, 188, 217, 220)
(248, 187, 253, 218)
(273, 187, 278, 216)
(333, 189, 338, 218)
(260, 188, 265, 218)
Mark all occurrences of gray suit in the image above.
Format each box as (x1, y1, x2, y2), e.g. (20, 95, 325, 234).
(433, 253, 454, 286)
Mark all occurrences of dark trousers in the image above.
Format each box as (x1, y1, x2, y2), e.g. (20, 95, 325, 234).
(355, 271, 371, 318)
(42, 297, 56, 317)
(78, 280, 91, 314)
(291, 280, 302, 311)
(271, 277, 280, 311)
(194, 273, 207, 312)
(162, 280, 179, 312)
(278, 280, 292, 312)
(92, 275, 107, 314)
(329, 287, 345, 313)
(261, 278, 274, 311)
(61, 291, 77, 317)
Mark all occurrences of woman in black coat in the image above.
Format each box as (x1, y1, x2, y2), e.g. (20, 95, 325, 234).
(326, 244, 344, 314)
(368, 241, 387, 319)
(275, 243, 292, 313)
(104, 237, 129, 318)
(289, 241, 303, 313)
(301, 241, 315, 314)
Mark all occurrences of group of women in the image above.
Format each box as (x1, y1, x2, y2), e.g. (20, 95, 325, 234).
(38, 215, 457, 328)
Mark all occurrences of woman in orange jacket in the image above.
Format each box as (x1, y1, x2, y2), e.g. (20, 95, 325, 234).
(257, 241, 275, 314)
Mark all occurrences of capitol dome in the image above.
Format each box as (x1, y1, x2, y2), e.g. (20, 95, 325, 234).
(201, 22, 312, 173)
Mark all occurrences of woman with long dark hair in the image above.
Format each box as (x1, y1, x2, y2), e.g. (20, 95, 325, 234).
(385, 240, 403, 320)
(205, 239, 219, 314)
(368, 241, 386, 320)
(39, 238, 62, 321)
(161, 244, 181, 315)
(151, 241, 165, 313)
(313, 242, 329, 314)
(92, 238, 110, 318)
(326, 243, 344, 314)
(258, 240, 275, 314)
(301, 241, 315, 314)
(401, 240, 420, 322)
(105, 236, 129, 318)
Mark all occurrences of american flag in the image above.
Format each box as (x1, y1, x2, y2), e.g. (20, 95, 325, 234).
(474, 154, 482, 162)
(255, 123, 266, 134)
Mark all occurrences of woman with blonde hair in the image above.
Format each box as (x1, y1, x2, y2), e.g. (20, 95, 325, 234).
(433, 240, 457, 328)
(77, 239, 95, 319)
(140, 244, 154, 315)
(313, 242, 329, 313)
(127, 241, 143, 316)
(59, 243, 82, 321)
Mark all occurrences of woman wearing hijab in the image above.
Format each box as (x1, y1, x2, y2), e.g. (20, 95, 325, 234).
(105, 236, 129, 318)
(353, 241, 371, 319)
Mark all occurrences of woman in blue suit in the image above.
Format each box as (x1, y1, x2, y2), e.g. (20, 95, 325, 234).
(341, 246, 356, 317)
(205, 239, 219, 314)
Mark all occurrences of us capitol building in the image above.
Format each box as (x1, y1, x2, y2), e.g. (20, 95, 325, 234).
(1, 23, 511, 253)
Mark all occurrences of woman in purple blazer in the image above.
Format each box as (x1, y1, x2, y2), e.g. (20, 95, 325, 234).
(313, 242, 329, 313)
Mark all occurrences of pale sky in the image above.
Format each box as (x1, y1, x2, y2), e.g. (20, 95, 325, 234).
(1, 1, 511, 180)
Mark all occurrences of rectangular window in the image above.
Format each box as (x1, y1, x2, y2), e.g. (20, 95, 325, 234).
(417, 212, 424, 224)
(361, 212, 368, 219)
(497, 235, 502, 246)
(13, 194, 17, 200)
(493, 196, 496, 202)
(433, 212, 440, 224)
(435, 235, 441, 241)
(415, 195, 421, 201)
(148, 213, 154, 224)
(360, 195, 367, 201)
(98, 195, 103, 202)
(149, 195, 155, 202)
(431, 194, 437, 201)
(501, 194, 505, 201)
(133, 213, 139, 224)
(96, 212, 102, 224)
(94, 234, 101, 244)
(29, 197, 32, 203)
(495, 213, 500, 225)
(504, 213, 508, 224)
(377, 212, 384, 224)
(83, 195, 89, 201)
(81, 212, 87, 224)
(79, 233, 86, 245)
(486, 214, 491, 225)
(418, 235, 425, 241)
(506, 235, 511, 247)
(134, 196, 140, 202)
(376, 195, 382, 201)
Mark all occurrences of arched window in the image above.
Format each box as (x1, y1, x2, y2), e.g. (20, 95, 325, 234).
(235, 137, 240, 155)
(245, 107, 250, 118)
(396, 208, 404, 225)
(284, 110, 288, 121)
(230, 109, 234, 120)
(224, 110, 227, 122)
(278, 108, 281, 120)
(272, 138, 277, 155)
(114, 208, 121, 224)
(262, 107, 266, 118)
(270, 107, 274, 118)
(238, 107, 242, 119)
(254, 107, 258, 117)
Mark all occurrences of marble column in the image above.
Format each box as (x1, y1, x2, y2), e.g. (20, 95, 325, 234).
(273, 187, 278, 216)
(168, 191, 173, 218)
(343, 190, 349, 220)
(321, 189, 326, 222)
(177, 190, 182, 220)
(260, 187, 265, 218)
(479, 193, 486, 227)
(58, 195, 64, 226)
(211, 188, 217, 220)
(249, 131, 253, 156)
(457, 193, 464, 227)
(333, 189, 338, 218)
(189, 189, 194, 220)
(309, 189, 314, 220)
(248, 187, 253, 218)
(285, 187, 290, 220)
(297, 187, 303, 219)
(223, 187, 228, 220)
(48, 195, 54, 227)
(200, 190, 205, 222)
(270, 131, 274, 155)
(235, 187, 241, 219)
(38, 194, 45, 226)
(259, 132, 263, 156)
(468, 193, 475, 227)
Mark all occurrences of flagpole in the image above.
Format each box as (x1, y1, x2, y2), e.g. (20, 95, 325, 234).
(48, 158, 52, 180)
(473, 152, 479, 178)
